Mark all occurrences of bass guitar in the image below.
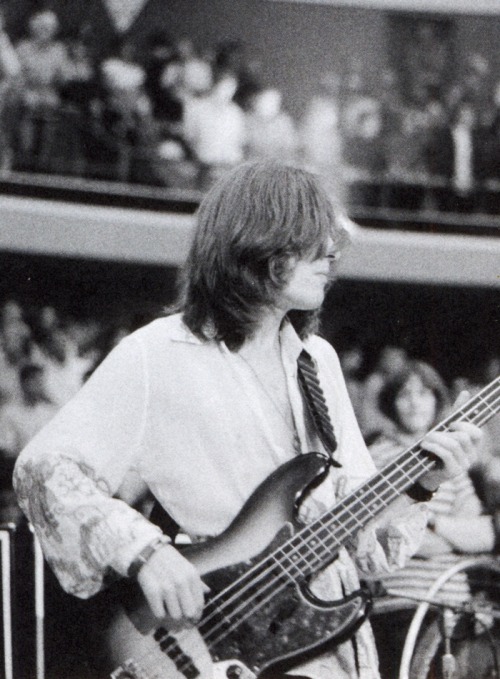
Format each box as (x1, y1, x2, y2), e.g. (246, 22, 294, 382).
(108, 376, 500, 679)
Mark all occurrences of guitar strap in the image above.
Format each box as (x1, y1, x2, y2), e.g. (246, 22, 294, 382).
(297, 349, 341, 468)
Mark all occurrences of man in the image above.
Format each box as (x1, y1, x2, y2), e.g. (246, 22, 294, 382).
(13, 161, 480, 679)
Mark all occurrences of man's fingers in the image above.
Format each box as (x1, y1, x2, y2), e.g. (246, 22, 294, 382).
(163, 585, 184, 622)
(419, 419, 483, 490)
(142, 580, 170, 619)
(137, 545, 208, 625)
(421, 433, 469, 473)
(449, 420, 483, 445)
(174, 578, 204, 623)
(451, 389, 471, 411)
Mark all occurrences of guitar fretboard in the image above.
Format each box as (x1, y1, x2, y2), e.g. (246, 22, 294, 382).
(196, 376, 500, 656)
(273, 375, 500, 581)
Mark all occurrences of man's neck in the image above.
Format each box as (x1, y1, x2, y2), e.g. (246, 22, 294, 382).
(239, 309, 285, 362)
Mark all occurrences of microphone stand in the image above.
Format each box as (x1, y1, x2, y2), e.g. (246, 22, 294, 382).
(383, 588, 500, 679)
(441, 607, 457, 679)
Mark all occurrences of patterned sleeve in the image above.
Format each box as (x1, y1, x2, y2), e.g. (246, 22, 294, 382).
(13, 336, 162, 598)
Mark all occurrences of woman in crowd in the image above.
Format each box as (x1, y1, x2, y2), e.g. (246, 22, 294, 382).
(368, 360, 495, 679)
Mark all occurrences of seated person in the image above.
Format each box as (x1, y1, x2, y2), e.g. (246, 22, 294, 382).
(367, 360, 495, 679)
(243, 85, 298, 163)
(0, 362, 57, 516)
(15, 10, 69, 164)
(0, 363, 58, 461)
(369, 360, 493, 556)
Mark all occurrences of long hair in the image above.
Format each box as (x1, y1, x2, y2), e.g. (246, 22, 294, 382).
(378, 360, 450, 428)
(176, 161, 350, 350)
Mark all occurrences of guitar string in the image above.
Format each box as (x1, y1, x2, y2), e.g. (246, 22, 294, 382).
(187, 388, 500, 660)
(285, 380, 500, 571)
(141, 381, 500, 677)
(149, 393, 500, 678)
(145, 383, 500, 677)
(191, 378, 500, 632)
(193, 382, 500, 643)
(148, 404, 496, 679)
(155, 385, 500, 677)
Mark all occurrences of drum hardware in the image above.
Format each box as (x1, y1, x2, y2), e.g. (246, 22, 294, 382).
(384, 588, 500, 679)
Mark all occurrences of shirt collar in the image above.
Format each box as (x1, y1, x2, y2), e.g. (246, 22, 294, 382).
(279, 318, 307, 365)
(169, 312, 308, 362)
(168, 314, 205, 344)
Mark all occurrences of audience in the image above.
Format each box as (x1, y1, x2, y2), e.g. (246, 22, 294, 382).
(0, 5, 20, 172)
(0, 298, 497, 676)
(2, 298, 495, 494)
(2, 11, 500, 206)
(15, 9, 69, 168)
(243, 85, 298, 162)
(0, 363, 57, 460)
(0, 302, 133, 498)
(367, 360, 497, 679)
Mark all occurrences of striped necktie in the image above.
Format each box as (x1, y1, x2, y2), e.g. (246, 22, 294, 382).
(297, 349, 341, 467)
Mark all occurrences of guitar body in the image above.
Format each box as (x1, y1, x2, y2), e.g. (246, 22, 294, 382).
(106, 453, 370, 679)
(98, 375, 500, 678)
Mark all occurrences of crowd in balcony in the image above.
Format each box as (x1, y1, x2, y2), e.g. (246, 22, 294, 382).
(0, 8, 500, 213)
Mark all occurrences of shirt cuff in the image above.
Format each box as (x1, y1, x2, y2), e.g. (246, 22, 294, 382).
(109, 519, 164, 578)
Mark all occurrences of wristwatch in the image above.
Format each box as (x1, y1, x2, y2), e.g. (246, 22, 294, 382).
(127, 534, 171, 579)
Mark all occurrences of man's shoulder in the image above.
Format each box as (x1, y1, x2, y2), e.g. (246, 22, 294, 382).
(125, 314, 200, 348)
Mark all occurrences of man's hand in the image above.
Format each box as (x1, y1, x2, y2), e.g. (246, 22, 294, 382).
(418, 391, 483, 491)
(137, 544, 209, 628)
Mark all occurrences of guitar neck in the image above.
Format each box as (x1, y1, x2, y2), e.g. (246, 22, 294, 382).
(272, 375, 500, 581)
(195, 377, 500, 657)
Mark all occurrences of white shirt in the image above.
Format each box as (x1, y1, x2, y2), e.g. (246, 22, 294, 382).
(14, 314, 426, 678)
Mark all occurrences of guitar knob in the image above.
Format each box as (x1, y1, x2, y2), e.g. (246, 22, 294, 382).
(226, 664, 243, 679)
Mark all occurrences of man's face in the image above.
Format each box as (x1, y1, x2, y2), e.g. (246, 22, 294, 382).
(275, 239, 337, 313)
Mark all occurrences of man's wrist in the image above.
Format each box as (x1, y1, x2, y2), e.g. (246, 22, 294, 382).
(127, 534, 171, 579)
